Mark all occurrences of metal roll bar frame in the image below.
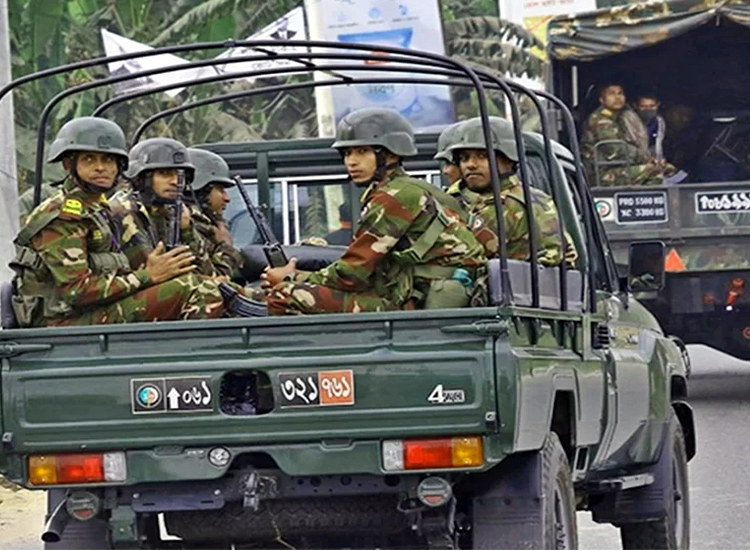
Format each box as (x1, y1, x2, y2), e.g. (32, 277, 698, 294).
(1, 38, 594, 313)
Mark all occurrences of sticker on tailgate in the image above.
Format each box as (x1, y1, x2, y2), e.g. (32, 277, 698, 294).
(695, 191, 750, 213)
(130, 376, 213, 415)
(278, 369, 355, 408)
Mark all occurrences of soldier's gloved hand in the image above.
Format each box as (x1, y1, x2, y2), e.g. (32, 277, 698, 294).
(261, 258, 298, 289)
(146, 242, 196, 284)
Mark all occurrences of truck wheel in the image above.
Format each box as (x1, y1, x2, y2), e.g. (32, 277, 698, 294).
(44, 490, 111, 550)
(470, 431, 577, 549)
(542, 432, 578, 549)
(619, 415, 690, 550)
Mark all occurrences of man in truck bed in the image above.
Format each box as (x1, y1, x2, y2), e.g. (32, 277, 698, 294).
(9, 117, 228, 327)
(448, 116, 571, 266)
(581, 83, 670, 187)
(256, 107, 486, 314)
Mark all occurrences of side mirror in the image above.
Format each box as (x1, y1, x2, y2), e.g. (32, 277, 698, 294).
(627, 241, 666, 292)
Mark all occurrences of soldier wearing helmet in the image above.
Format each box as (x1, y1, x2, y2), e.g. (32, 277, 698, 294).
(434, 121, 466, 189)
(109, 138, 218, 277)
(248, 107, 485, 315)
(186, 148, 244, 279)
(9, 117, 226, 327)
(448, 117, 569, 266)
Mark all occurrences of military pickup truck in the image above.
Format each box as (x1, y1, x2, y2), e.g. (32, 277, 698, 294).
(548, 0, 750, 361)
(0, 40, 694, 549)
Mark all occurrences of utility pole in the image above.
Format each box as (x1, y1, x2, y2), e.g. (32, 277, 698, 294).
(0, 0, 18, 286)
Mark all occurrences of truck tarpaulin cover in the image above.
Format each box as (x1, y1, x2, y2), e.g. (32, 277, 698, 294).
(547, 0, 750, 61)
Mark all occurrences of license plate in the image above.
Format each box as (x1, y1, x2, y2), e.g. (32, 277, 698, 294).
(277, 369, 355, 408)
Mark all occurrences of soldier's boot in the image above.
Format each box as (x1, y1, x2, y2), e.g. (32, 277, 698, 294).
(219, 282, 268, 317)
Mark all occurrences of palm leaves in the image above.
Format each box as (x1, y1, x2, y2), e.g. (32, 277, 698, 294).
(444, 16, 545, 79)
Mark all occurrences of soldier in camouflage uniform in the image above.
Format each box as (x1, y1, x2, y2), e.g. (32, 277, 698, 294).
(109, 138, 219, 277)
(248, 108, 486, 315)
(581, 84, 667, 187)
(435, 121, 465, 190)
(187, 148, 244, 279)
(448, 117, 571, 266)
(9, 117, 226, 327)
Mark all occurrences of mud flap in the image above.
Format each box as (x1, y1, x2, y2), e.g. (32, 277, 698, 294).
(590, 417, 675, 525)
(471, 450, 544, 549)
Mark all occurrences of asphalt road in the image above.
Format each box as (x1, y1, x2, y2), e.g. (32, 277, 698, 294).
(579, 345, 750, 550)
(2, 344, 749, 550)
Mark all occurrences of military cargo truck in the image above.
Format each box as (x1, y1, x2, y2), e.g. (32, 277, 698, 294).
(548, 0, 750, 361)
(0, 40, 694, 549)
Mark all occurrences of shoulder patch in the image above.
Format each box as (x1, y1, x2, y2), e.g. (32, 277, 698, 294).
(61, 198, 83, 217)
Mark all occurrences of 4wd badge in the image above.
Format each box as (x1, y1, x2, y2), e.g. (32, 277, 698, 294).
(427, 384, 466, 404)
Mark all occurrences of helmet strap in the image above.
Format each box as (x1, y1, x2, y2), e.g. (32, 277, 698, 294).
(373, 148, 401, 183)
(139, 172, 176, 206)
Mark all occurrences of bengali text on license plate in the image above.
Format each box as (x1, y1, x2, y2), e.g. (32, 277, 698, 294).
(278, 369, 355, 408)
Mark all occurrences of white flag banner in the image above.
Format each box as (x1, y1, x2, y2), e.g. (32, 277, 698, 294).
(100, 29, 203, 97)
(210, 7, 309, 83)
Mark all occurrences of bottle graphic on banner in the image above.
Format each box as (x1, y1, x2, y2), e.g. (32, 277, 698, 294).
(337, 28, 422, 117)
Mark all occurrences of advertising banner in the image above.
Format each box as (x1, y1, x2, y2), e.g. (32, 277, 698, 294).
(307, 0, 454, 131)
(100, 7, 309, 96)
(100, 29, 201, 97)
(209, 7, 309, 83)
(498, 0, 597, 45)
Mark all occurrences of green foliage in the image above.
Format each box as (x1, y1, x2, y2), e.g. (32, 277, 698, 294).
(7, 0, 313, 193)
(8, 0, 542, 195)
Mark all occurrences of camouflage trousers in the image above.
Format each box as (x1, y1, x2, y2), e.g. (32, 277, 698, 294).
(265, 281, 415, 315)
(597, 163, 664, 187)
(47, 274, 225, 326)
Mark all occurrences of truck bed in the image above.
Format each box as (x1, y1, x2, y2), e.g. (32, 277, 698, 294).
(0, 309, 502, 481)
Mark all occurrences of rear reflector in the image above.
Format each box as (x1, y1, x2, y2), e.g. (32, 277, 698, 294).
(29, 452, 126, 486)
(382, 437, 483, 472)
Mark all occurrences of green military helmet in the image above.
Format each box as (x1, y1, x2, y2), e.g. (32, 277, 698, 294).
(448, 116, 519, 162)
(433, 121, 466, 162)
(47, 117, 129, 166)
(332, 107, 418, 157)
(125, 138, 195, 180)
(187, 148, 235, 192)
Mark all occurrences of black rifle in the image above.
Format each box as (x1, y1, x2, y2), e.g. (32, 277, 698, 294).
(165, 169, 186, 250)
(218, 282, 268, 317)
(233, 175, 289, 268)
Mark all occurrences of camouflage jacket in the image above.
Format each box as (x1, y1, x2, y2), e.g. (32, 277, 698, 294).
(10, 178, 149, 326)
(190, 205, 244, 279)
(446, 178, 481, 211)
(581, 106, 654, 172)
(109, 191, 217, 276)
(298, 167, 486, 304)
(467, 175, 566, 266)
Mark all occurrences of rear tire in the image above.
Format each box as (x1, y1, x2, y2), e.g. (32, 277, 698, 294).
(619, 415, 690, 550)
(44, 490, 111, 550)
(470, 431, 578, 549)
(543, 432, 578, 550)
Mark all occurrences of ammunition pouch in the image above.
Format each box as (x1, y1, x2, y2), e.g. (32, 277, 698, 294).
(423, 278, 471, 309)
(9, 244, 72, 328)
(89, 252, 131, 274)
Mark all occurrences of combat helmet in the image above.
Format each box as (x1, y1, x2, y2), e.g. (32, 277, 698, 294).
(448, 116, 519, 163)
(187, 148, 234, 192)
(125, 138, 195, 181)
(433, 121, 466, 162)
(332, 107, 418, 157)
(47, 117, 129, 167)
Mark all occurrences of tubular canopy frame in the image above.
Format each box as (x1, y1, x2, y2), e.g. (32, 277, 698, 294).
(7, 38, 593, 311)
